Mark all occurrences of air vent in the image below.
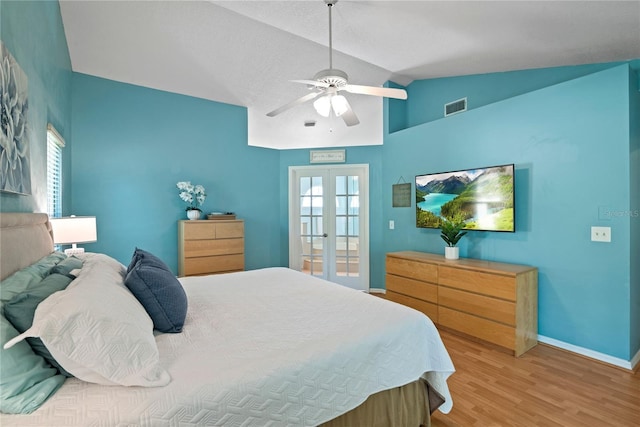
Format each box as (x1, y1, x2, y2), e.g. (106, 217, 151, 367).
(444, 98, 467, 117)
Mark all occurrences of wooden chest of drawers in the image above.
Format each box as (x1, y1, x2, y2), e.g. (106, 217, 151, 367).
(386, 251, 537, 356)
(178, 220, 244, 276)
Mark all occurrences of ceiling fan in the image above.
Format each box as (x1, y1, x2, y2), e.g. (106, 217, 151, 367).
(266, 0, 408, 127)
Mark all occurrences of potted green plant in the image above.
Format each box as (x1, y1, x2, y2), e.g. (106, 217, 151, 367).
(440, 217, 467, 260)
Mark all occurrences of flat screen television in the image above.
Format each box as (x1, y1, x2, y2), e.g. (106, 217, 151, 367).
(415, 164, 515, 232)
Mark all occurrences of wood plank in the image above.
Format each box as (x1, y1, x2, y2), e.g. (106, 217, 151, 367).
(386, 274, 438, 304)
(430, 330, 640, 427)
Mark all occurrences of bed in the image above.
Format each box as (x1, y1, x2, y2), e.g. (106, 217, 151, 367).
(0, 213, 454, 426)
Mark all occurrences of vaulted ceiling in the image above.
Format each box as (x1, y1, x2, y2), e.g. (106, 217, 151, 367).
(59, 1, 640, 149)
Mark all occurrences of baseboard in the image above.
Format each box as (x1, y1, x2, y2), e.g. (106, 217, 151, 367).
(538, 335, 637, 371)
(369, 288, 386, 294)
(631, 347, 640, 371)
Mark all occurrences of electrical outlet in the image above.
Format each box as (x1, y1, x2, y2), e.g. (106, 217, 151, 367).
(591, 226, 611, 243)
(389, 220, 395, 230)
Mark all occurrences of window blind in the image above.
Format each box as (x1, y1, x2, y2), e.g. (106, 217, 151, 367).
(47, 124, 65, 218)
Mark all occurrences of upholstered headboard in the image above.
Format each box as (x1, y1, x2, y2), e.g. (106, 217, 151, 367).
(0, 213, 54, 281)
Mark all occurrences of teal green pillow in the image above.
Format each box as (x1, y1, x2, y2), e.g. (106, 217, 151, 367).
(49, 256, 83, 278)
(4, 273, 74, 377)
(0, 316, 65, 414)
(0, 252, 66, 308)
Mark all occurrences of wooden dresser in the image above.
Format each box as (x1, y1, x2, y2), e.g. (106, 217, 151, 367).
(178, 220, 244, 277)
(386, 251, 537, 356)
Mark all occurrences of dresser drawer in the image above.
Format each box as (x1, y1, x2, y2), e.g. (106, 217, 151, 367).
(184, 254, 244, 275)
(214, 222, 244, 239)
(438, 286, 515, 326)
(183, 221, 244, 240)
(183, 238, 244, 258)
(439, 306, 515, 351)
(386, 274, 437, 304)
(386, 256, 438, 283)
(439, 266, 516, 301)
(386, 291, 438, 322)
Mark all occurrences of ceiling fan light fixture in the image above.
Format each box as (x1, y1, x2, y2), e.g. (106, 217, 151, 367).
(265, 0, 405, 125)
(331, 94, 349, 117)
(313, 95, 332, 117)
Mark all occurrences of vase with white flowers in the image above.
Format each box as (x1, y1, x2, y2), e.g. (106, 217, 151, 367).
(177, 181, 206, 220)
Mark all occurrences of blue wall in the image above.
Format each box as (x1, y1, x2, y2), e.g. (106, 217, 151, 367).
(0, 0, 72, 213)
(383, 65, 636, 360)
(70, 74, 281, 272)
(4, 1, 639, 363)
(629, 67, 640, 358)
(404, 62, 636, 128)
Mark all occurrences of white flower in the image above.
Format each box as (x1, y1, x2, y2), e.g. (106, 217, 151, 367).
(179, 191, 193, 203)
(176, 181, 206, 211)
(0, 42, 30, 193)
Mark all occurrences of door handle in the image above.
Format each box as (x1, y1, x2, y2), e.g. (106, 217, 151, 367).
(323, 233, 328, 238)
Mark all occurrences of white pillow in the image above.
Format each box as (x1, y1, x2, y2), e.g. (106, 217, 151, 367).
(4, 253, 170, 387)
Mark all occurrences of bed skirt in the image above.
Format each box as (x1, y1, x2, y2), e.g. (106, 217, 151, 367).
(321, 378, 440, 427)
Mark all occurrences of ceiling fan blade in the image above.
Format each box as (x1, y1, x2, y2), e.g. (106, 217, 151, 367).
(342, 84, 408, 100)
(266, 91, 322, 117)
(340, 100, 360, 127)
(290, 79, 331, 88)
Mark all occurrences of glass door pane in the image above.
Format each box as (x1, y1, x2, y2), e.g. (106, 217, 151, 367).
(335, 175, 360, 277)
(299, 175, 324, 277)
(289, 165, 369, 291)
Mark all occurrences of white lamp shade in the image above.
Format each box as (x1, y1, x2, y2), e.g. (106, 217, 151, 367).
(50, 216, 97, 245)
(313, 95, 331, 117)
(330, 95, 349, 117)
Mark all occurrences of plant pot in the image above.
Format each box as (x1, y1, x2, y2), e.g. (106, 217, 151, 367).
(186, 209, 201, 220)
(444, 246, 459, 260)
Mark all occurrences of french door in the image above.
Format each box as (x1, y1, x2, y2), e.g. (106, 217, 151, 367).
(289, 165, 369, 291)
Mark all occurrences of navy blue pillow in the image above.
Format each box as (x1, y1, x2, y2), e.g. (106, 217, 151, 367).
(127, 248, 168, 272)
(124, 255, 187, 333)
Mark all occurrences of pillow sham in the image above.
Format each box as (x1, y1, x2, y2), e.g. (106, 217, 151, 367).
(3, 253, 170, 388)
(3, 273, 75, 377)
(0, 316, 65, 414)
(125, 250, 188, 333)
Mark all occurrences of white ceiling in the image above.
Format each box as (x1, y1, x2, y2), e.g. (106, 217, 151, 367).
(59, 1, 640, 149)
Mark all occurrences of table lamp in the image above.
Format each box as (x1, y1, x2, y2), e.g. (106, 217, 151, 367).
(50, 216, 97, 255)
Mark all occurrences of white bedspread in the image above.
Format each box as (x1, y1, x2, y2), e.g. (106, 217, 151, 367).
(1, 267, 454, 426)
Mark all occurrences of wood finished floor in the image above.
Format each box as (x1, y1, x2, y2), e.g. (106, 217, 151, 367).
(430, 330, 640, 427)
